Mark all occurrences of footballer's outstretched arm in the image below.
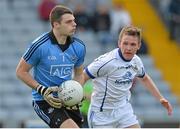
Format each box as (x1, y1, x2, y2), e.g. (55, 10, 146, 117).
(138, 73, 173, 116)
(138, 74, 163, 100)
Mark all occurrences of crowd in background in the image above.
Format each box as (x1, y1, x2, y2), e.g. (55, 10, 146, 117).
(152, 0, 180, 45)
(5, 0, 180, 47)
(0, 0, 179, 127)
(37, 0, 148, 55)
(37, 0, 180, 52)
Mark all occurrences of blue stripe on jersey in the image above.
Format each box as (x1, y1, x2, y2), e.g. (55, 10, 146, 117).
(100, 76, 108, 112)
(33, 101, 50, 124)
(24, 33, 48, 60)
(24, 34, 49, 61)
(97, 58, 116, 77)
(85, 68, 95, 79)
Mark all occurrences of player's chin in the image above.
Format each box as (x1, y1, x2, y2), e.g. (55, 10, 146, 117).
(124, 54, 133, 60)
(71, 29, 76, 34)
(69, 31, 75, 36)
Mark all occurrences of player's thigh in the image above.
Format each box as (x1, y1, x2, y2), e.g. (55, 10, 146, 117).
(87, 110, 115, 128)
(33, 101, 78, 128)
(126, 123, 140, 128)
(60, 118, 79, 128)
(92, 125, 115, 128)
(117, 103, 139, 128)
(66, 108, 84, 127)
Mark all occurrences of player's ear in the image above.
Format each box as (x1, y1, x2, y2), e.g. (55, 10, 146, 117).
(118, 39, 121, 48)
(53, 21, 60, 28)
(137, 42, 141, 50)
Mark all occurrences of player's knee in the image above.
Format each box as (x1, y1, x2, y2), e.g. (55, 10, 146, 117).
(60, 118, 79, 128)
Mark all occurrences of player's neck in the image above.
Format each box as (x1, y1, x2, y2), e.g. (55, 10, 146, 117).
(53, 29, 67, 45)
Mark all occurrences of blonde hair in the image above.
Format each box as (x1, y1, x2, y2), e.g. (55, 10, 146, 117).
(119, 26, 142, 44)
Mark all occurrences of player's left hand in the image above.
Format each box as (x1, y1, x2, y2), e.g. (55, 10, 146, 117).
(160, 98, 173, 116)
(65, 104, 79, 110)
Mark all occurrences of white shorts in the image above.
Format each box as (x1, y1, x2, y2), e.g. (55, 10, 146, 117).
(88, 102, 139, 128)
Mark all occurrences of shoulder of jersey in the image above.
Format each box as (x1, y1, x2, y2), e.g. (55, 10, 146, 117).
(108, 49, 119, 59)
(31, 32, 49, 45)
(72, 37, 85, 48)
(133, 54, 141, 61)
(96, 50, 117, 63)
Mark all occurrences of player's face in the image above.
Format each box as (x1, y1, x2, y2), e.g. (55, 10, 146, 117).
(56, 14, 77, 36)
(118, 35, 140, 60)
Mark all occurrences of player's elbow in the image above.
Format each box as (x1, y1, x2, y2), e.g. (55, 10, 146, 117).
(16, 58, 31, 79)
(16, 63, 25, 80)
(83, 72, 90, 83)
(16, 66, 22, 79)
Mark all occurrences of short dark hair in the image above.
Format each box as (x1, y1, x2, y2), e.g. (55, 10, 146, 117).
(49, 5, 73, 27)
(119, 26, 142, 44)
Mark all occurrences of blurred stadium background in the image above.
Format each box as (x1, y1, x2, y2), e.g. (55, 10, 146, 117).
(0, 0, 180, 128)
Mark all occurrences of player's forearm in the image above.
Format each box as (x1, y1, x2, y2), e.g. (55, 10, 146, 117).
(16, 71, 39, 90)
(16, 58, 39, 89)
(140, 74, 164, 100)
(74, 65, 87, 86)
(74, 74, 84, 86)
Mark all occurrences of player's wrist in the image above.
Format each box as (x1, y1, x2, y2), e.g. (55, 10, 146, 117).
(159, 97, 165, 101)
(36, 84, 48, 96)
(159, 98, 168, 104)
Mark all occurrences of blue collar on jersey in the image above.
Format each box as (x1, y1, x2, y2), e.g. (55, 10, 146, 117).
(118, 49, 132, 62)
(49, 30, 73, 52)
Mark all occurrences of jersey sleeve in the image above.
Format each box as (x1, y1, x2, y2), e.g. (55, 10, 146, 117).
(75, 45, 86, 67)
(135, 57, 146, 78)
(85, 54, 112, 79)
(72, 38, 86, 67)
(22, 43, 41, 66)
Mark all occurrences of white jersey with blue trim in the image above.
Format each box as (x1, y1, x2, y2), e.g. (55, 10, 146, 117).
(23, 32, 86, 100)
(85, 48, 145, 110)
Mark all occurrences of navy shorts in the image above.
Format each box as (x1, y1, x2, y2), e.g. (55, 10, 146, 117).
(33, 100, 83, 128)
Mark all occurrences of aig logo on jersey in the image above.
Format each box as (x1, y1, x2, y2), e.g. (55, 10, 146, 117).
(50, 64, 74, 78)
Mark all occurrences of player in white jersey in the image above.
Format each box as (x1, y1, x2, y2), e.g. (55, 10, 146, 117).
(83, 26, 173, 128)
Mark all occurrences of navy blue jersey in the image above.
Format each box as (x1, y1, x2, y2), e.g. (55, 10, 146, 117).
(23, 32, 86, 100)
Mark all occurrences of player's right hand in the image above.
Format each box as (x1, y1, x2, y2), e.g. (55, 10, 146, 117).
(36, 85, 63, 109)
(65, 97, 85, 110)
(160, 98, 173, 116)
(65, 104, 80, 110)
